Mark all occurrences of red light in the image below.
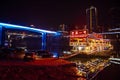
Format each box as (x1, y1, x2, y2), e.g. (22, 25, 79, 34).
(79, 31, 82, 34)
(71, 31, 74, 35)
(75, 31, 78, 35)
(83, 30, 86, 34)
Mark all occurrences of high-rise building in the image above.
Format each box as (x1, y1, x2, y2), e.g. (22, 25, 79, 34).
(86, 6, 98, 33)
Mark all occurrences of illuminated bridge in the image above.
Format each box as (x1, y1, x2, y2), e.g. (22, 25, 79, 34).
(0, 22, 60, 50)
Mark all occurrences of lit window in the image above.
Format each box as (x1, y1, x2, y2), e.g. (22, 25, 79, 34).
(83, 30, 87, 34)
(75, 31, 78, 35)
(71, 32, 74, 35)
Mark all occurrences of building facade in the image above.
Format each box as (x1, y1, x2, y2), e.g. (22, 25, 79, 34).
(86, 6, 98, 33)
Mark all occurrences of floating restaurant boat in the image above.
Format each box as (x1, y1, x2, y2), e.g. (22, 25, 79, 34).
(69, 29, 113, 54)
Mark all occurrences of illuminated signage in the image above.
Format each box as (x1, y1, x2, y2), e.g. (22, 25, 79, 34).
(69, 29, 88, 46)
(70, 34, 88, 38)
(70, 30, 87, 35)
(70, 30, 88, 38)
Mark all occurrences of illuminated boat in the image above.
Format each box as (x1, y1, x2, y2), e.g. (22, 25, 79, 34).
(69, 29, 113, 54)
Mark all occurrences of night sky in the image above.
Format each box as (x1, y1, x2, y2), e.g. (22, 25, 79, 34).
(0, 0, 119, 30)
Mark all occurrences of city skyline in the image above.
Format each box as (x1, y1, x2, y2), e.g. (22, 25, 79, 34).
(0, 0, 119, 30)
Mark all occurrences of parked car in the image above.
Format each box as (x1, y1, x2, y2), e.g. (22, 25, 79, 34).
(23, 52, 36, 61)
(36, 50, 53, 58)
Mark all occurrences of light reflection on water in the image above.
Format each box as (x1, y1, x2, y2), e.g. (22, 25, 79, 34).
(67, 77, 86, 80)
(77, 77, 86, 80)
(74, 77, 86, 80)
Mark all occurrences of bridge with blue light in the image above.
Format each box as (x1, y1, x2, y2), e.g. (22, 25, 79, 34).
(0, 22, 60, 50)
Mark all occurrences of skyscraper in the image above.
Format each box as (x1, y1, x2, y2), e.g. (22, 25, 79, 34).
(86, 6, 98, 33)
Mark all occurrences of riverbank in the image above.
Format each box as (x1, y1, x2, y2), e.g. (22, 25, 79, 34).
(0, 58, 84, 80)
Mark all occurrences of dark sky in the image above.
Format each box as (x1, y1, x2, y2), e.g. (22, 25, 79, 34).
(0, 0, 119, 29)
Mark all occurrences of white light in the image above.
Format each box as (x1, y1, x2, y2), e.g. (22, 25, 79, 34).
(78, 47, 84, 50)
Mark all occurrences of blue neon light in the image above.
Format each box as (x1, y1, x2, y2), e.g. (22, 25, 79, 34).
(0, 26, 2, 45)
(41, 33, 46, 50)
(52, 52, 59, 58)
(0, 22, 57, 34)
